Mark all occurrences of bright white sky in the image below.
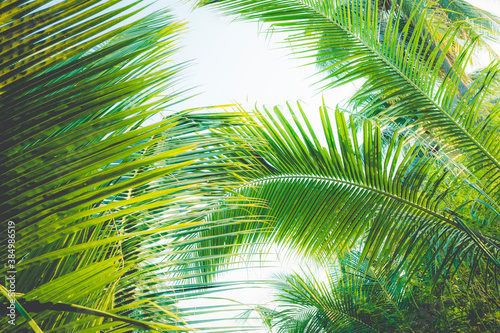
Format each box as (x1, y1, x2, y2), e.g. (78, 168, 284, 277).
(122, 0, 500, 331)
(159, 1, 347, 108)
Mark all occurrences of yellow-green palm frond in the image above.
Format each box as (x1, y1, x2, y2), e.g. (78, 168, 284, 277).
(0, 1, 259, 331)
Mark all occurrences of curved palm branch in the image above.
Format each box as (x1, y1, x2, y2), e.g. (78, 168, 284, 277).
(256, 247, 500, 332)
(397, 0, 500, 62)
(438, 0, 500, 58)
(205, 102, 500, 284)
(257, 250, 412, 332)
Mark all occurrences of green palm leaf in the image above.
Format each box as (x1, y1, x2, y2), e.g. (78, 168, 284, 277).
(257, 250, 412, 332)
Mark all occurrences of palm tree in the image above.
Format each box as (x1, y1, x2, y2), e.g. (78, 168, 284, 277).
(0, 1, 256, 331)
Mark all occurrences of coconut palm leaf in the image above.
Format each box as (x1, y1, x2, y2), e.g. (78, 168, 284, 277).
(397, 0, 500, 62)
(256, 250, 412, 332)
(439, 0, 500, 58)
(202, 102, 500, 287)
(255, 248, 500, 332)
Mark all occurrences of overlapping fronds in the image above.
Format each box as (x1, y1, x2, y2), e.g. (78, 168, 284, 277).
(200, 0, 500, 201)
(256, 247, 500, 332)
(395, 0, 500, 62)
(255, 250, 412, 332)
(3, 0, 500, 331)
(437, 0, 500, 58)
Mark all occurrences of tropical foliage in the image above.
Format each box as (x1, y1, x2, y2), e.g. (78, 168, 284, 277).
(253, 249, 500, 332)
(2, 0, 500, 332)
(254, 250, 414, 332)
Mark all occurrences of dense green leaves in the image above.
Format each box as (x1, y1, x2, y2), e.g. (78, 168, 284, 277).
(2, 0, 500, 331)
(255, 249, 500, 332)
(256, 251, 412, 332)
(196, 0, 500, 330)
(0, 1, 256, 331)
(200, 0, 500, 199)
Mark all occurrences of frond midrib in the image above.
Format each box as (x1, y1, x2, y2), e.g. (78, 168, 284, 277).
(246, 173, 458, 228)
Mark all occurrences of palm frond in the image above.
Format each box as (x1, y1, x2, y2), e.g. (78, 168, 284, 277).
(204, 102, 500, 285)
(258, 250, 412, 332)
(0, 1, 259, 331)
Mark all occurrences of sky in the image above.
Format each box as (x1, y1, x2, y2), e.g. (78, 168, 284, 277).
(134, 0, 353, 118)
(121, 0, 500, 331)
